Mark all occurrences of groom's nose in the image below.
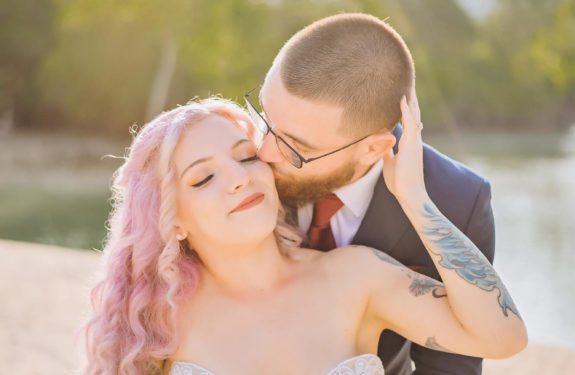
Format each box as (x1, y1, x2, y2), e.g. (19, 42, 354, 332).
(257, 133, 284, 163)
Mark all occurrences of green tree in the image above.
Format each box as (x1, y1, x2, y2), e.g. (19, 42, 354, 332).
(0, 0, 55, 132)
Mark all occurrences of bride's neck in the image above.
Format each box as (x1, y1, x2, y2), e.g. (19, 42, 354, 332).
(194, 234, 294, 299)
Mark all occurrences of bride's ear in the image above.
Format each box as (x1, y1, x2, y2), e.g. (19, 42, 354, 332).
(357, 131, 396, 167)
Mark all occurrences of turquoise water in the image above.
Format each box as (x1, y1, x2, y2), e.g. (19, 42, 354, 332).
(1, 129, 574, 348)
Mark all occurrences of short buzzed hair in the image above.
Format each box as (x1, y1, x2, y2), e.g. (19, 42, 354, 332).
(274, 13, 415, 137)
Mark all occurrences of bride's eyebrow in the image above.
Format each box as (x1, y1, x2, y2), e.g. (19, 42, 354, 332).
(180, 139, 253, 179)
(180, 157, 212, 179)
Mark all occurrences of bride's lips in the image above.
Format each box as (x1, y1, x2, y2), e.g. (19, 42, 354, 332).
(230, 192, 265, 214)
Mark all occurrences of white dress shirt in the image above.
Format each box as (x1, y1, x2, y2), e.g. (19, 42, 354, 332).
(298, 159, 384, 247)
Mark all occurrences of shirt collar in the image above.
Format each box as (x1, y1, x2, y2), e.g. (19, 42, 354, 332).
(334, 159, 383, 218)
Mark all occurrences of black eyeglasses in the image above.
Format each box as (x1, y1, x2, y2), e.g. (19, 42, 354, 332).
(244, 88, 371, 169)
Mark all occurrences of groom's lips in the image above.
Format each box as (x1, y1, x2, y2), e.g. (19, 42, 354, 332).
(230, 192, 265, 213)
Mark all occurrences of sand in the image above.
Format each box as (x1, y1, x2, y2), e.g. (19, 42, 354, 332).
(1, 239, 573, 374)
(0, 239, 99, 374)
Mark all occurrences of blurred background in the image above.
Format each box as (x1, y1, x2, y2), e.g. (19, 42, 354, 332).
(1, 0, 574, 373)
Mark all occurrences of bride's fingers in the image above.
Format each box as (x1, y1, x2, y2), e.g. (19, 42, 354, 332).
(400, 96, 415, 138)
(401, 95, 423, 144)
(409, 91, 421, 123)
(411, 94, 423, 144)
(382, 148, 394, 162)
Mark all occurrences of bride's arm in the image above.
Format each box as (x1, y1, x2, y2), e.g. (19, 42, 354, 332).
(361, 197, 526, 359)
(361, 93, 527, 359)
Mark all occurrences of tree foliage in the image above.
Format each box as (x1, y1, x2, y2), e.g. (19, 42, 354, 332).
(1, 0, 573, 136)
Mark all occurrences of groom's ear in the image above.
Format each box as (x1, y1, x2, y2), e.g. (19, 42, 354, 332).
(357, 130, 396, 166)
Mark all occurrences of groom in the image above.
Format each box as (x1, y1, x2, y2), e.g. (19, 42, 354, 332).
(249, 13, 495, 375)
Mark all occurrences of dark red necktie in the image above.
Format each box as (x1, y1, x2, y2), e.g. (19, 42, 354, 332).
(307, 193, 344, 251)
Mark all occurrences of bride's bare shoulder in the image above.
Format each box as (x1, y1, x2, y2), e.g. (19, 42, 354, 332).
(293, 245, 389, 275)
(285, 246, 323, 265)
(326, 244, 383, 264)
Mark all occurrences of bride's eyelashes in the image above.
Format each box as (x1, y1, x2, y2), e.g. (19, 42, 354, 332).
(191, 174, 213, 188)
(190, 155, 259, 188)
(240, 155, 259, 163)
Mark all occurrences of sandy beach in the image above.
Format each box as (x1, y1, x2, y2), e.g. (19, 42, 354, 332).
(1, 239, 573, 374)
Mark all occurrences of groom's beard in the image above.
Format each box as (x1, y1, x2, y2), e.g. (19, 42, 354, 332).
(273, 160, 356, 207)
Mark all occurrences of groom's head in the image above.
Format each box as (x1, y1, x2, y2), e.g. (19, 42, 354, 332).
(257, 13, 415, 206)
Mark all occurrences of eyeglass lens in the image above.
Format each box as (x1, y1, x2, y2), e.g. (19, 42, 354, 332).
(276, 140, 302, 168)
(246, 98, 303, 168)
(245, 101, 267, 147)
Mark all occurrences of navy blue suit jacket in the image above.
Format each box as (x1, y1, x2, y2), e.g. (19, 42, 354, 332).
(351, 126, 495, 375)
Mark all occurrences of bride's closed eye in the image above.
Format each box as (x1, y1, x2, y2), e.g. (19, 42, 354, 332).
(191, 174, 213, 188)
(240, 155, 259, 163)
(191, 154, 259, 188)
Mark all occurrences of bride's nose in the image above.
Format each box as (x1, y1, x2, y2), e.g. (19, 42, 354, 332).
(227, 161, 252, 193)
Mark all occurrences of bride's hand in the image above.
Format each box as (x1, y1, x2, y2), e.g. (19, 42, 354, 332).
(382, 93, 427, 203)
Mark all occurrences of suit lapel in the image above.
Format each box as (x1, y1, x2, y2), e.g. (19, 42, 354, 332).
(351, 175, 410, 255)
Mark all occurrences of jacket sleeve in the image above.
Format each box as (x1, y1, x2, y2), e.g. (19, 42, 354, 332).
(409, 178, 496, 375)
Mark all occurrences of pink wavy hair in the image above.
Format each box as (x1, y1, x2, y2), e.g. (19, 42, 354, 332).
(81, 98, 301, 375)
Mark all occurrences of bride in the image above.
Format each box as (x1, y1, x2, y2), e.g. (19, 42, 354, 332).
(82, 97, 527, 375)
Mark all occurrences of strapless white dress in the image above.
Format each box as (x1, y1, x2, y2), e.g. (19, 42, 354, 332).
(168, 353, 384, 375)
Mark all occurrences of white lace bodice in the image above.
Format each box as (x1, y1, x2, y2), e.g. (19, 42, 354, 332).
(168, 353, 384, 375)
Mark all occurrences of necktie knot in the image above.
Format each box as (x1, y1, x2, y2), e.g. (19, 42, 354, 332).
(307, 193, 343, 251)
(311, 193, 344, 228)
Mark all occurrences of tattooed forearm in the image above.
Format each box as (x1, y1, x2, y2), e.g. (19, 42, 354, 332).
(420, 203, 521, 319)
(371, 249, 446, 298)
(425, 336, 455, 353)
